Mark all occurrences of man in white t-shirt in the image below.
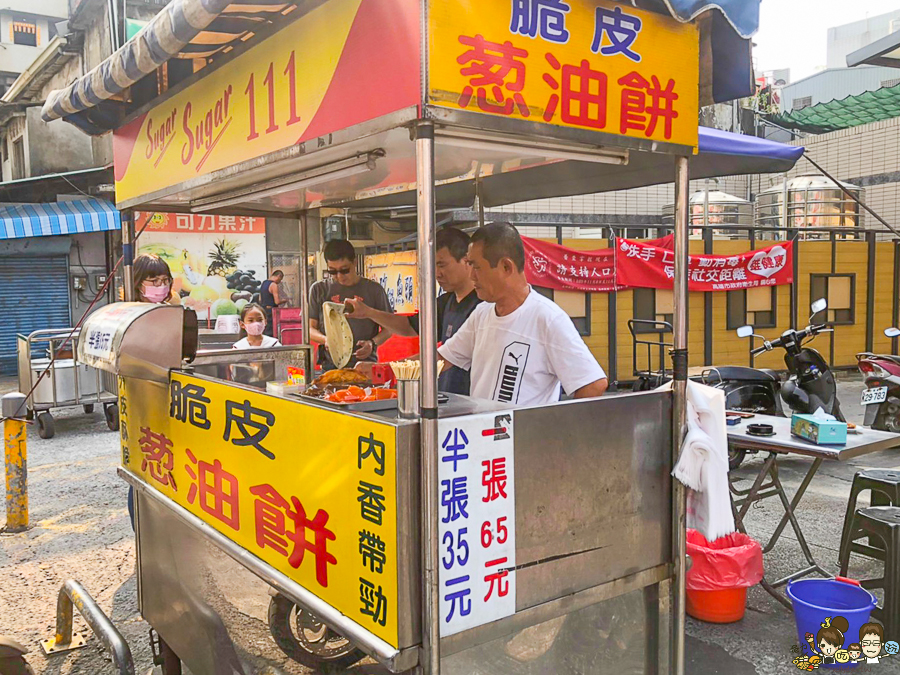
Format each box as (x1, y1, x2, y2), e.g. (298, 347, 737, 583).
(438, 222, 608, 406)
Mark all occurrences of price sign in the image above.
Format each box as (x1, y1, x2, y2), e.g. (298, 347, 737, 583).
(437, 412, 516, 636)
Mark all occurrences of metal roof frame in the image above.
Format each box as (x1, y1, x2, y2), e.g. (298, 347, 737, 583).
(847, 30, 900, 70)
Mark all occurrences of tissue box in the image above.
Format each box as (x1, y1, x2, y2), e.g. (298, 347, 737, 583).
(790, 414, 847, 445)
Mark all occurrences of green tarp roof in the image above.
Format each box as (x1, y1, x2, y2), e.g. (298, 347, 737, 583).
(766, 82, 900, 134)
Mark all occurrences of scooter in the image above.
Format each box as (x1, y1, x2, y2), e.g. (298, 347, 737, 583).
(628, 319, 782, 470)
(737, 298, 845, 422)
(856, 327, 900, 432)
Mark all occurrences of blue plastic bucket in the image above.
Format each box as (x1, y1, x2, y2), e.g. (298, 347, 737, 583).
(786, 579, 877, 669)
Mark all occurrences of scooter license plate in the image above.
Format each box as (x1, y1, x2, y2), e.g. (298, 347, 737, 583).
(861, 386, 888, 405)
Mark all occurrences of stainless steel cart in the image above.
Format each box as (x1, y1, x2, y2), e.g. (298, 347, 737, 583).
(16, 328, 119, 439)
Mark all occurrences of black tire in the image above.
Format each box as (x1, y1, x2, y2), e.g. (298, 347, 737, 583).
(105, 404, 120, 432)
(37, 412, 55, 440)
(267, 594, 365, 673)
(0, 656, 35, 675)
(875, 398, 900, 433)
(83, 404, 95, 414)
(728, 444, 746, 471)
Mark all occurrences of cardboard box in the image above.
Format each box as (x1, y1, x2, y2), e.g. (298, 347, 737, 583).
(790, 414, 847, 445)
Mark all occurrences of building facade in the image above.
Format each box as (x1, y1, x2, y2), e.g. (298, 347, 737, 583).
(0, 0, 68, 96)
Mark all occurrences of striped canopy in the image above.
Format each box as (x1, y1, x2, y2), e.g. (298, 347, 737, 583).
(42, 0, 297, 123)
(0, 199, 121, 240)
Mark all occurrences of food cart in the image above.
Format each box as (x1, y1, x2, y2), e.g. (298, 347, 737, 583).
(40, 0, 781, 672)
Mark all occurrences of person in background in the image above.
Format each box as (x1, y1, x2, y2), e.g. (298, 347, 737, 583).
(130, 254, 179, 304)
(260, 270, 288, 336)
(438, 222, 608, 405)
(127, 253, 179, 530)
(233, 303, 282, 349)
(308, 239, 391, 370)
(349, 227, 481, 394)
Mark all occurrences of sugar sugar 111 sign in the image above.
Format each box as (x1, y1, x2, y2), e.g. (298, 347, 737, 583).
(113, 0, 420, 206)
(120, 372, 401, 646)
(428, 0, 699, 148)
(438, 412, 516, 636)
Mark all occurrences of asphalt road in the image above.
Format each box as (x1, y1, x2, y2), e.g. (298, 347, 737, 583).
(0, 375, 898, 674)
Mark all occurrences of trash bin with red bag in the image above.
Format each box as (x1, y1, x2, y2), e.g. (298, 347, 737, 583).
(686, 529, 763, 623)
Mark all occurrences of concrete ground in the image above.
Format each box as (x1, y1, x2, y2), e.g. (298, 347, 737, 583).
(0, 374, 899, 674)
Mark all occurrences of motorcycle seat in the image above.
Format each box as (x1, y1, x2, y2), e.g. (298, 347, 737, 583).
(706, 366, 780, 383)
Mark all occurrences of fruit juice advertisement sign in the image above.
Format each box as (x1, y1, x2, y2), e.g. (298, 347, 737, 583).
(136, 212, 268, 321)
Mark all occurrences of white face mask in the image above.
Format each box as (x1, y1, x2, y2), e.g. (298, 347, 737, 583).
(245, 322, 265, 336)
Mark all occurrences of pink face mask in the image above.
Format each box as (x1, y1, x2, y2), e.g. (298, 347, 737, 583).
(245, 322, 265, 336)
(142, 283, 170, 303)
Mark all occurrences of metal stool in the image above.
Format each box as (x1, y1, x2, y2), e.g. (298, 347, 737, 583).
(838, 506, 900, 638)
(839, 469, 900, 564)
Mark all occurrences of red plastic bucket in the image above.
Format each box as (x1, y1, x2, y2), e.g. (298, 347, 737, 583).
(686, 587, 748, 623)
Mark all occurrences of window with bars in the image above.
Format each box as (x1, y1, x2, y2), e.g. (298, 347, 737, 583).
(882, 78, 900, 90)
(810, 274, 855, 325)
(726, 286, 777, 330)
(12, 20, 37, 46)
(534, 287, 591, 336)
(793, 96, 812, 110)
(11, 138, 25, 180)
(633, 288, 674, 332)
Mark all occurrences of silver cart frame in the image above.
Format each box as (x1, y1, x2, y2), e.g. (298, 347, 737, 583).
(16, 328, 119, 438)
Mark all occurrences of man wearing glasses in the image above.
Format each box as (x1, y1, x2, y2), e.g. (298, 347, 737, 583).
(308, 239, 392, 370)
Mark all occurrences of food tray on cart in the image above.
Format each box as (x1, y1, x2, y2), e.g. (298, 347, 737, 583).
(297, 393, 398, 412)
(296, 391, 449, 412)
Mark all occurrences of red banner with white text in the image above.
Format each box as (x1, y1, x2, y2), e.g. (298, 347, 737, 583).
(523, 235, 673, 292)
(615, 238, 794, 292)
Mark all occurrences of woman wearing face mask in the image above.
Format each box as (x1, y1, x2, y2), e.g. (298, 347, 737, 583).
(133, 254, 178, 304)
(233, 304, 282, 349)
(126, 254, 178, 532)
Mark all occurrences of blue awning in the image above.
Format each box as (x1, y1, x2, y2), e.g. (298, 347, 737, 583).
(0, 199, 120, 240)
(698, 127, 804, 162)
(644, 0, 758, 38)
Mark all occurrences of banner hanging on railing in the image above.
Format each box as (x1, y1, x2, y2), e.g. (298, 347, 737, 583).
(522, 235, 672, 292)
(615, 238, 794, 292)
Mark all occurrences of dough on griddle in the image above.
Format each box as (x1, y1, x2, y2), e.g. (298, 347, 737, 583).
(323, 301, 354, 368)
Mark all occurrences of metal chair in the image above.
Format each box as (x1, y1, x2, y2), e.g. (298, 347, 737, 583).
(838, 506, 900, 638)
(839, 469, 900, 564)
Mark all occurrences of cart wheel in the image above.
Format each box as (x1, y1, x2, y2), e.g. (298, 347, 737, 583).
(0, 655, 35, 675)
(267, 594, 365, 672)
(36, 413, 55, 440)
(83, 404, 95, 414)
(104, 404, 120, 432)
(728, 444, 746, 471)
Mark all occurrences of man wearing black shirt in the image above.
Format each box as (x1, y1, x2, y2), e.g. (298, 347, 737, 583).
(347, 228, 480, 394)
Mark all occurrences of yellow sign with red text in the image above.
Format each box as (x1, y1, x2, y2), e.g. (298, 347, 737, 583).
(113, 0, 420, 204)
(365, 250, 419, 314)
(119, 373, 399, 646)
(428, 0, 699, 148)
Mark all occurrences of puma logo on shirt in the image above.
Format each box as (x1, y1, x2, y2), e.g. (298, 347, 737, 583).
(494, 342, 530, 403)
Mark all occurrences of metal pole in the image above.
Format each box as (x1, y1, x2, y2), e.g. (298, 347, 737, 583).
(299, 212, 311, 377)
(671, 155, 689, 675)
(416, 121, 441, 675)
(43, 579, 135, 675)
(2, 392, 27, 532)
(122, 211, 136, 302)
